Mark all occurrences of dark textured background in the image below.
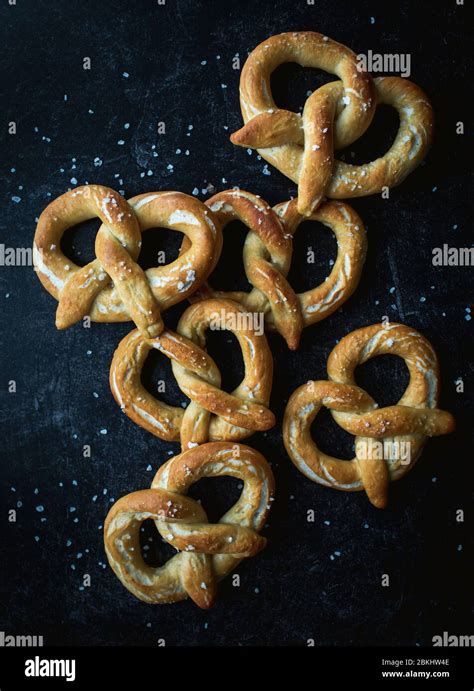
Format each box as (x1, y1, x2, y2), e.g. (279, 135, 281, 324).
(0, 0, 472, 647)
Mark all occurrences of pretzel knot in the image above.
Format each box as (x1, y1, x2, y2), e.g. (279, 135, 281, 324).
(104, 441, 275, 608)
(190, 189, 366, 350)
(283, 323, 455, 508)
(231, 32, 434, 216)
(110, 298, 275, 447)
(33, 185, 222, 337)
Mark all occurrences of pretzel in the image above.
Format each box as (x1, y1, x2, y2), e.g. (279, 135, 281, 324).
(283, 322, 455, 508)
(190, 189, 366, 350)
(33, 185, 222, 336)
(104, 441, 275, 608)
(110, 297, 275, 447)
(231, 32, 434, 216)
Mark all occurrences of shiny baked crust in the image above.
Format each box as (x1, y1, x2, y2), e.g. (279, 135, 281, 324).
(109, 297, 275, 446)
(188, 189, 367, 350)
(283, 322, 455, 508)
(104, 441, 275, 608)
(33, 185, 222, 336)
(231, 32, 434, 216)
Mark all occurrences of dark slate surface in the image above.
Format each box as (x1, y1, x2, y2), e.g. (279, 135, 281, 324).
(0, 0, 472, 647)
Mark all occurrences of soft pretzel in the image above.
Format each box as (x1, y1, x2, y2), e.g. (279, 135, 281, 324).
(33, 185, 222, 336)
(283, 322, 455, 508)
(191, 189, 366, 350)
(110, 297, 275, 447)
(104, 441, 275, 608)
(231, 32, 433, 216)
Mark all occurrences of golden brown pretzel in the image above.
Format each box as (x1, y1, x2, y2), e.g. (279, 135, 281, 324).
(104, 441, 275, 608)
(231, 32, 433, 216)
(33, 185, 222, 336)
(110, 297, 275, 447)
(283, 322, 455, 508)
(191, 189, 366, 350)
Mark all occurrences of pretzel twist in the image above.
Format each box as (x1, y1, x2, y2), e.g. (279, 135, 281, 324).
(191, 189, 366, 350)
(104, 441, 275, 608)
(33, 185, 222, 336)
(110, 298, 275, 447)
(231, 32, 434, 216)
(283, 323, 455, 508)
